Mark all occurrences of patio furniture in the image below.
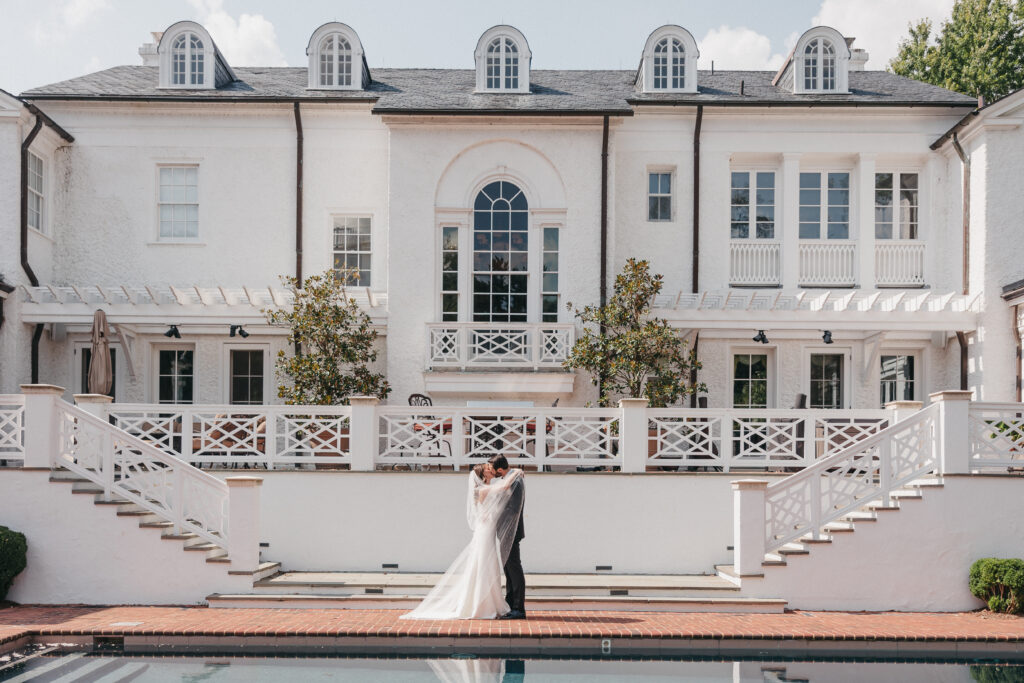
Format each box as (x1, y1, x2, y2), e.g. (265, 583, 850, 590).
(402, 393, 452, 469)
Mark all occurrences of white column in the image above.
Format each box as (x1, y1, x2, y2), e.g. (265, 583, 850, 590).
(21, 384, 65, 469)
(226, 476, 262, 572)
(856, 153, 877, 288)
(885, 399, 923, 424)
(618, 398, 649, 473)
(931, 390, 973, 474)
(732, 479, 768, 576)
(74, 394, 113, 420)
(781, 153, 801, 289)
(348, 396, 380, 471)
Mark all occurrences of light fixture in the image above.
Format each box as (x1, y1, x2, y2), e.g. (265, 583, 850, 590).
(230, 325, 249, 338)
(822, 330, 834, 344)
(164, 325, 181, 339)
(752, 330, 768, 344)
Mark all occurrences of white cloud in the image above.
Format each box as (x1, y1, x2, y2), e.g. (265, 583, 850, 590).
(187, 0, 287, 66)
(699, 26, 790, 70)
(61, 0, 111, 29)
(813, 0, 955, 68)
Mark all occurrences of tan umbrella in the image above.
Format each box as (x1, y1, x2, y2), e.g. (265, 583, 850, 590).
(87, 309, 112, 396)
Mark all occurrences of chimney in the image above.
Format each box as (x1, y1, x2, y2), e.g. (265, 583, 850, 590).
(849, 48, 869, 71)
(139, 31, 162, 66)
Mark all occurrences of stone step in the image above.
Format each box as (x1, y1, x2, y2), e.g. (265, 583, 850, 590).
(206, 592, 787, 613)
(229, 561, 281, 581)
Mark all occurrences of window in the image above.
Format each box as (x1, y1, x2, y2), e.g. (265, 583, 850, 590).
(172, 33, 204, 86)
(158, 349, 194, 404)
(542, 228, 559, 322)
(440, 226, 459, 322)
(333, 216, 372, 286)
(319, 34, 352, 87)
(799, 172, 849, 240)
(733, 354, 769, 409)
(81, 348, 116, 400)
(486, 37, 519, 90)
(809, 353, 844, 409)
(875, 173, 919, 240)
(803, 38, 836, 91)
(653, 37, 685, 90)
(880, 354, 916, 406)
(648, 172, 671, 221)
(27, 152, 44, 234)
(230, 350, 263, 405)
(158, 166, 199, 240)
(731, 172, 775, 239)
(473, 181, 528, 322)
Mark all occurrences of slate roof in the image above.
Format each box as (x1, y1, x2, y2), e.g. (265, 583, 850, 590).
(21, 65, 975, 113)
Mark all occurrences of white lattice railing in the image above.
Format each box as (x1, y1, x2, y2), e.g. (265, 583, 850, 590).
(730, 241, 781, 286)
(968, 403, 1024, 470)
(0, 395, 25, 464)
(798, 241, 857, 287)
(762, 403, 938, 553)
(647, 409, 889, 472)
(55, 401, 230, 550)
(377, 406, 619, 470)
(108, 405, 352, 469)
(426, 323, 575, 369)
(875, 241, 925, 287)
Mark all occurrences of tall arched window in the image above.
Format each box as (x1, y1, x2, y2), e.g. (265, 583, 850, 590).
(319, 34, 353, 87)
(653, 37, 685, 90)
(172, 33, 204, 86)
(802, 38, 837, 91)
(473, 181, 529, 321)
(486, 37, 520, 90)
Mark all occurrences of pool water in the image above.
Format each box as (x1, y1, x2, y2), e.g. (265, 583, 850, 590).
(1, 654, 1023, 682)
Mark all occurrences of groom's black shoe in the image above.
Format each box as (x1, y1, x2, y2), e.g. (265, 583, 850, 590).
(499, 610, 526, 620)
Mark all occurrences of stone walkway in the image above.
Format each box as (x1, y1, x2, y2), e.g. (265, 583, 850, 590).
(2, 606, 1023, 657)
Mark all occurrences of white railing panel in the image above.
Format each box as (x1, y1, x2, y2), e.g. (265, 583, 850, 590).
(426, 323, 575, 369)
(55, 402, 230, 550)
(0, 395, 26, 463)
(875, 241, 925, 287)
(730, 241, 781, 286)
(798, 241, 856, 287)
(968, 403, 1024, 470)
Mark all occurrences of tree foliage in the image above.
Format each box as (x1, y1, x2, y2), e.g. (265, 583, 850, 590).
(563, 259, 705, 407)
(889, 0, 1024, 102)
(266, 269, 390, 405)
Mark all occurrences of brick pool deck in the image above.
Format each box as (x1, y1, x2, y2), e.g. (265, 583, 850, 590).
(2, 606, 1024, 658)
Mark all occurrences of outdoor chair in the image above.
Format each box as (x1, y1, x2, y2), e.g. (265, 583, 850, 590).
(404, 393, 453, 469)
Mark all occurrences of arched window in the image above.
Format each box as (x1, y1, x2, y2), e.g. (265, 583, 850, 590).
(473, 181, 529, 321)
(803, 38, 836, 91)
(791, 27, 849, 94)
(639, 26, 699, 94)
(475, 26, 531, 93)
(319, 34, 353, 87)
(172, 33, 204, 86)
(653, 37, 685, 90)
(486, 37, 520, 90)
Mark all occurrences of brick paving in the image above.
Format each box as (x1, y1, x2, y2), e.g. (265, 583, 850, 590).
(1, 606, 1024, 646)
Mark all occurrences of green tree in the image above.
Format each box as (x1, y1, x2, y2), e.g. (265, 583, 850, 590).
(266, 269, 390, 405)
(890, 0, 1024, 102)
(563, 258, 705, 407)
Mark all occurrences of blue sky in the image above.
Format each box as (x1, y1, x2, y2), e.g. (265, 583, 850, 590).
(0, 0, 955, 95)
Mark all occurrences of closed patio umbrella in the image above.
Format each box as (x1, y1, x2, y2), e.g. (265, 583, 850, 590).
(87, 309, 112, 396)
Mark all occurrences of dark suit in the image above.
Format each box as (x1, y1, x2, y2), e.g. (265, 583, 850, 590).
(501, 473, 526, 613)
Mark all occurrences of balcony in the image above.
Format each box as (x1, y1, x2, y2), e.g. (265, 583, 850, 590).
(426, 322, 575, 370)
(798, 240, 856, 287)
(875, 241, 925, 287)
(729, 241, 781, 287)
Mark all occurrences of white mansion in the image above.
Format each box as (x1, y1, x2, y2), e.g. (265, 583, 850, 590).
(1, 19, 1021, 411)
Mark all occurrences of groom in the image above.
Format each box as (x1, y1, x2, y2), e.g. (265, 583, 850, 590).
(490, 455, 526, 620)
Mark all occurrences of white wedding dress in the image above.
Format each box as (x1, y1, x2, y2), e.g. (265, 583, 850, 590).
(402, 469, 523, 620)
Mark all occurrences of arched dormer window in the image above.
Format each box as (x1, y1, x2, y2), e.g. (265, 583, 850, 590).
(793, 27, 850, 94)
(306, 22, 369, 90)
(158, 21, 230, 89)
(639, 26, 699, 94)
(475, 26, 531, 93)
(172, 33, 204, 86)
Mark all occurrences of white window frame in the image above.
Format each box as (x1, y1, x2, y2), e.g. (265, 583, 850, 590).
(874, 170, 921, 241)
(223, 344, 271, 405)
(641, 25, 699, 94)
(306, 22, 366, 91)
(158, 22, 216, 90)
(474, 26, 531, 94)
(156, 164, 200, 242)
(803, 346, 852, 410)
(730, 169, 777, 240)
(793, 27, 850, 94)
(27, 151, 46, 235)
(331, 215, 373, 287)
(728, 346, 777, 409)
(646, 167, 674, 222)
(153, 344, 196, 405)
(798, 169, 853, 241)
(878, 346, 927, 407)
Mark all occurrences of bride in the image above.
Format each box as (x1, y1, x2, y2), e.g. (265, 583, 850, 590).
(402, 463, 524, 620)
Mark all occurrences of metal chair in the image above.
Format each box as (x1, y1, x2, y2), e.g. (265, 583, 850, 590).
(408, 393, 433, 406)
(404, 393, 451, 468)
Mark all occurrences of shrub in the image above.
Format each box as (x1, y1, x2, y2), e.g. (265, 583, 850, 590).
(971, 663, 1024, 683)
(0, 526, 27, 600)
(970, 558, 1024, 613)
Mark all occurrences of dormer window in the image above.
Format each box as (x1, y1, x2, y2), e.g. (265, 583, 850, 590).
(306, 22, 370, 90)
(475, 26, 531, 93)
(172, 33, 204, 86)
(803, 38, 836, 91)
(638, 26, 699, 94)
(157, 21, 234, 90)
(789, 26, 850, 94)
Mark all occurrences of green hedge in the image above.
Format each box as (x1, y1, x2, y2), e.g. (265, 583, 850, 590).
(0, 526, 27, 601)
(970, 558, 1024, 614)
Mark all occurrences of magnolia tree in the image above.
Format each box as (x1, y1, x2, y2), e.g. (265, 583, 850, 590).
(564, 258, 705, 407)
(266, 269, 390, 405)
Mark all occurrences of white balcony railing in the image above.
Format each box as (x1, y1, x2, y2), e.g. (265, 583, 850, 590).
(426, 323, 575, 370)
(730, 241, 781, 286)
(798, 240, 856, 287)
(875, 241, 925, 287)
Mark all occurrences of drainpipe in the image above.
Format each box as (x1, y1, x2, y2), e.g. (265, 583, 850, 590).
(598, 115, 610, 402)
(689, 106, 703, 407)
(951, 132, 971, 391)
(1013, 304, 1022, 402)
(20, 115, 45, 383)
(293, 102, 304, 288)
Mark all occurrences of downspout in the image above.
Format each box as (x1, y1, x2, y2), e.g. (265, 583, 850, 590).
(1013, 304, 1022, 402)
(951, 132, 970, 391)
(598, 115, 609, 402)
(293, 102, 304, 356)
(20, 115, 44, 383)
(690, 106, 703, 407)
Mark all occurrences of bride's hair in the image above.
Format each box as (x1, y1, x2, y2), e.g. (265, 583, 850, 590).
(472, 463, 487, 480)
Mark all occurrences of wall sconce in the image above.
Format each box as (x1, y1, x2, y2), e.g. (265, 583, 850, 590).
(822, 330, 834, 344)
(163, 325, 181, 339)
(752, 330, 769, 344)
(230, 325, 250, 338)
